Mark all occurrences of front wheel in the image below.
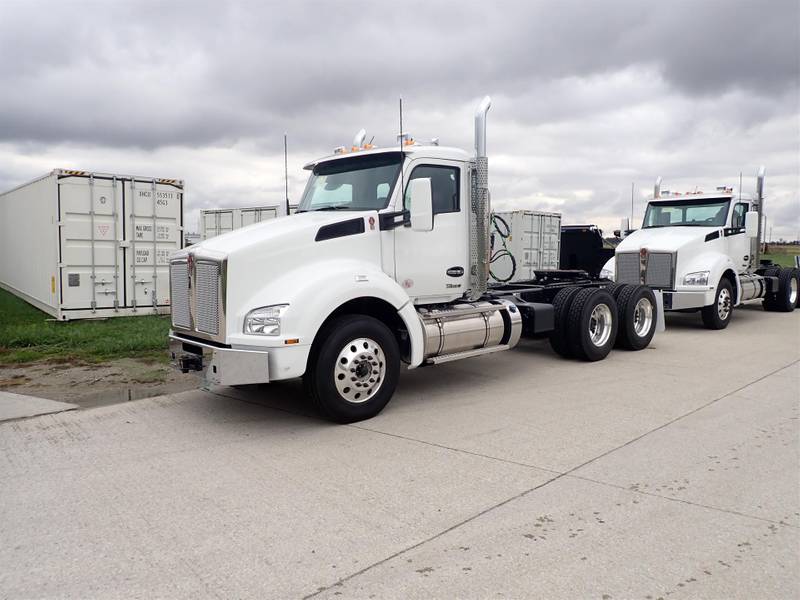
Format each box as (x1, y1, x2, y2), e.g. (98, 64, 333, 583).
(701, 278, 733, 330)
(304, 315, 400, 423)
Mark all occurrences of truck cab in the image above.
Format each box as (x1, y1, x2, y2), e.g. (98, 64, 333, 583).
(170, 97, 662, 422)
(602, 169, 799, 329)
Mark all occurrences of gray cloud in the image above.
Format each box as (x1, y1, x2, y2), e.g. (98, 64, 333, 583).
(0, 0, 797, 238)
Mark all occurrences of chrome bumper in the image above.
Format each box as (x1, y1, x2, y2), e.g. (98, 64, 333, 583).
(169, 333, 269, 386)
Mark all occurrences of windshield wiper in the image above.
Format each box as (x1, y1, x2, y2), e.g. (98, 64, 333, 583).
(312, 205, 351, 211)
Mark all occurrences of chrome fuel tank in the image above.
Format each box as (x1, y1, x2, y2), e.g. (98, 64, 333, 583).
(418, 300, 522, 360)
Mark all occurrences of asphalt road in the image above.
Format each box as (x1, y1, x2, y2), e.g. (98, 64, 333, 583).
(1, 304, 798, 599)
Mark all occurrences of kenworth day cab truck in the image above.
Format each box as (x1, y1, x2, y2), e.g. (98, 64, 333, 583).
(601, 170, 800, 329)
(169, 97, 662, 422)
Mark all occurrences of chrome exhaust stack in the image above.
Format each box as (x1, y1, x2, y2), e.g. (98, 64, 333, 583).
(352, 128, 367, 148)
(654, 176, 662, 199)
(755, 165, 766, 264)
(469, 96, 492, 301)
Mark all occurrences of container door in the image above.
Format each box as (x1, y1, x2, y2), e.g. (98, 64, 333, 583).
(218, 210, 234, 235)
(202, 211, 218, 239)
(240, 209, 257, 227)
(58, 175, 124, 311)
(123, 179, 183, 309)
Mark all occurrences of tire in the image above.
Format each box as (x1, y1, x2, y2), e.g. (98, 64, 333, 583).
(566, 288, 618, 361)
(304, 314, 400, 423)
(615, 285, 657, 350)
(549, 286, 582, 357)
(605, 283, 626, 300)
(764, 268, 799, 313)
(701, 278, 734, 329)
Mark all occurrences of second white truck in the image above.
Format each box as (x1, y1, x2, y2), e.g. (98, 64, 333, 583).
(602, 170, 799, 329)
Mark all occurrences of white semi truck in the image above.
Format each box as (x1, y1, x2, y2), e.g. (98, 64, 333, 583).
(169, 97, 662, 422)
(601, 170, 799, 329)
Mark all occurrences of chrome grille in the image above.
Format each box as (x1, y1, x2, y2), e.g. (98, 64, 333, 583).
(616, 253, 640, 285)
(195, 262, 220, 334)
(170, 262, 191, 329)
(645, 252, 674, 288)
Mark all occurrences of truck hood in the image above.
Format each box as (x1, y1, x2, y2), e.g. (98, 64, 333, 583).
(176, 210, 384, 340)
(187, 210, 375, 256)
(616, 226, 717, 253)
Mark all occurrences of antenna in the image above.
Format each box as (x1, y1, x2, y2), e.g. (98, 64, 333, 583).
(284, 133, 289, 216)
(630, 181, 634, 225)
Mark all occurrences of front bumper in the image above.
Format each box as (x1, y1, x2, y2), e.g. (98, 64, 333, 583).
(169, 334, 270, 386)
(661, 288, 716, 311)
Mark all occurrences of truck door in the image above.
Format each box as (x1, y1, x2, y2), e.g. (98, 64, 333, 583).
(726, 202, 751, 271)
(393, 161, 468, 302)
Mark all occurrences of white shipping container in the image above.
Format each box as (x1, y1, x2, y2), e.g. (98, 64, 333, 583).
(490, 210, 561, 282)
(0, 169, 184, 320)
(200, 205, 280, 240)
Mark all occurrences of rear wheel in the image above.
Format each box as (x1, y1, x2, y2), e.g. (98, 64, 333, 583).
(764, 268, 799, 312)
(566, 288, 618, 361)
(549, 286, 582, 357)
(615, 284, 657, 350)
(701, 278, 733, 329)
(304, 315, 400, 423)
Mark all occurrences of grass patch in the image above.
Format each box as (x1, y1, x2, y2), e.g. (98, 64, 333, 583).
(761, 253, 799, 268)
(0, 288, 171, 365)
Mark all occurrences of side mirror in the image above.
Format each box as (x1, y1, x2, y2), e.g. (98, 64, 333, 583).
(745, 210, 759, 238)
(408, 178, 433, 232)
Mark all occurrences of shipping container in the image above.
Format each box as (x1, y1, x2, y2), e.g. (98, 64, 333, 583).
(490, 210, 561, 282)
(200, 205, 281, 240)
(0, 169, 184, 320)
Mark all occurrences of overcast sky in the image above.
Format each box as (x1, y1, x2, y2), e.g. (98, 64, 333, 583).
(1, 0, 798, 239)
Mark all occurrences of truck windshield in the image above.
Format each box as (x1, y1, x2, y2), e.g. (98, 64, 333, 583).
(297, 152, 402, 212)
(643, 198, 731, 228)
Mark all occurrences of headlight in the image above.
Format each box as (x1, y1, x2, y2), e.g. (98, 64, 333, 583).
(682, 271, 710, 286)
(244, 304, 288, 335)
(600, 268, 614, 281)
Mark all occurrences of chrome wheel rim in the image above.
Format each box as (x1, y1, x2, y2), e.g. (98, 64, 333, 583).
(335, 337, 385, 403)
(632, 297, 654, 337)
(717, 287, 732, 320)
(589, 303, 613, 347)
(790, 278, 798, 305)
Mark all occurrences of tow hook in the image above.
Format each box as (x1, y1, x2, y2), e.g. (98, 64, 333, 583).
(178, 354, 203, 373)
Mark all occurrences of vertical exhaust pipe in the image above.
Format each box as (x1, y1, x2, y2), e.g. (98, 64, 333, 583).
(352, 128, 367, 149)
(469, 96, 492, 300)
(654, 176, 662, 199)
(755, 165, 766, 265)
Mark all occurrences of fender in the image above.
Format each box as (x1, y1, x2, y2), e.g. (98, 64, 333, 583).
(230, 258, 426, 369)
(680, 251, 741, 304)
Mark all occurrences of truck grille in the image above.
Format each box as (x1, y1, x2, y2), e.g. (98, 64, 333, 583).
(170, 257, 224, 339)
(616, 253, 640, 285)
(645, 252, 674, 288)
(170, 262, 191, 329)
(195, 262, 220, 334)
(616, 252, 674, 289)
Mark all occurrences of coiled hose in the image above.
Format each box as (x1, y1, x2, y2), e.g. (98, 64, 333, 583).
(489, 214, 516, 283)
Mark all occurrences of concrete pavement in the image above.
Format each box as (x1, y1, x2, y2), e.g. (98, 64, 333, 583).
(0, 304, 798, 599)
(0, 391, 77, 422)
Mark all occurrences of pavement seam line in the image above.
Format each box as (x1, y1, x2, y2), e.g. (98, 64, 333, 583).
(303, 359, 798, 599)
(565, 473, 799, 528)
